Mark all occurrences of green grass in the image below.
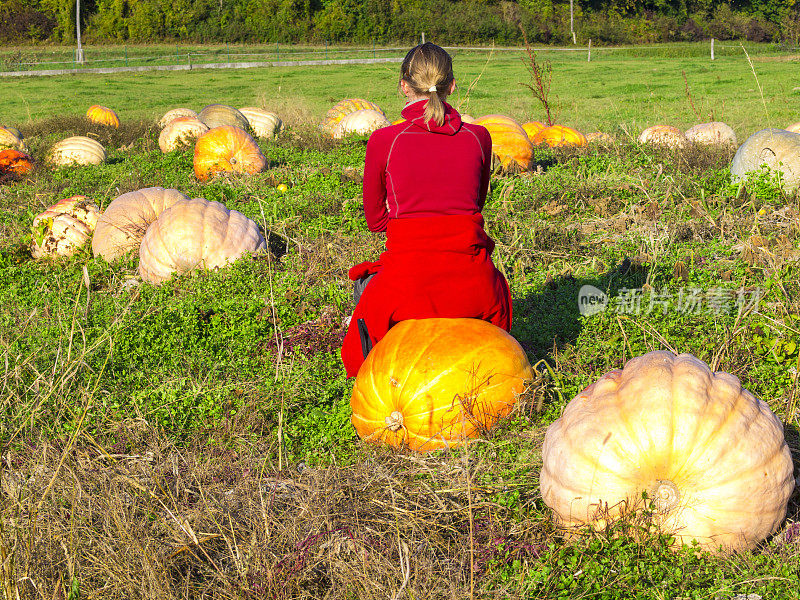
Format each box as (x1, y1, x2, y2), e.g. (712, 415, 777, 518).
(2, 42, 800, 134)
(0, 42, 798, 600)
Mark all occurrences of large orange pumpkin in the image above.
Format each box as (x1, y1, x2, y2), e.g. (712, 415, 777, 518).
(532, 125, 587, 147)
(522, 121, 546, 139)
(86, 105, 120, 128)
(350, 318, 533, 452)
(0, 149, 34, 176)
(193, 126, 266, 181)
(471, 115, 534, 171)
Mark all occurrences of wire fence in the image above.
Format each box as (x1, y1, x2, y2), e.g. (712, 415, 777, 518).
(1, 41, 798, 76)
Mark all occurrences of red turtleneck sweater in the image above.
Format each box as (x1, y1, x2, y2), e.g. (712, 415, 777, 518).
(362, 99, 493, 230)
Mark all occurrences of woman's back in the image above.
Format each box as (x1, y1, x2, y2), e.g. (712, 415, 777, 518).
(363, 100, 492, 232)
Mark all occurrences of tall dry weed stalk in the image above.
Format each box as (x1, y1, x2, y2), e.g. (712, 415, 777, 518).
(519, 27, 555, 126)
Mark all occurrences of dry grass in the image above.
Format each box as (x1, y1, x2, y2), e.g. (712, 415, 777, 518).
(22, 117, 157, 155)
(1, 427, 547, 600)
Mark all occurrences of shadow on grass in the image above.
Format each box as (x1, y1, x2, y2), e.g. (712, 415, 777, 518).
(511, 257, 649, 362)
(782, 421, 800, 521)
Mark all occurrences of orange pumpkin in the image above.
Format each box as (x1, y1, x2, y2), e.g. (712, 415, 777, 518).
(86, 105, 120, 128)
(350, 318, 533, 452)
(532, 125, 587, 147)
(471, 115, 534, 171)
(193, 126, 266, 182)
(522, 121, 546, 139)
(0, 149, 34, 176)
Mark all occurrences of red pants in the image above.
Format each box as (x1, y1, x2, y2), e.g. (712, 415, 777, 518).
(341, 213, 512, 377)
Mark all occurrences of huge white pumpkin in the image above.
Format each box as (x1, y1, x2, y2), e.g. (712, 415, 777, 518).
(540, 351, 795, 554)
(730, 128, 800, 192)
(48, 136, 106, 166)
(332, 109, 391, 139)
(92, 187, 189, 261)
(138, 198, 266, 284)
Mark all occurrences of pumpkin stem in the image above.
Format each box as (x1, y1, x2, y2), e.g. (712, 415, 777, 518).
(385, 411, 404, 431)
(651, 479, 680, 512)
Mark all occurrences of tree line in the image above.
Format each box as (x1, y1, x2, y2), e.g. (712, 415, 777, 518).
(2, 0, 798, 45)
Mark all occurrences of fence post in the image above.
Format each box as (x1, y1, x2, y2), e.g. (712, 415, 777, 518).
(177, 45, 179, 64)
(125, 46, 128, 67)
(421, 32, 425, 44)
(325, 40, 328, 61)
(276, 41, 279, 62)
(188, 53, 192, 70)
(227, 41, 230, 63)
(373, 39, 375, 59)
(711, 38, 715, 61)
(588, 39, 591, 62)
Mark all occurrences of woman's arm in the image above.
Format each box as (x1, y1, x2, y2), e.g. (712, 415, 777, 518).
(363, 132, 390, 232)
(476, 126, 492, 210)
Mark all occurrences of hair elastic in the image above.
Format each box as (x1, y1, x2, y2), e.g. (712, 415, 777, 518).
(428, 85, 437, 92)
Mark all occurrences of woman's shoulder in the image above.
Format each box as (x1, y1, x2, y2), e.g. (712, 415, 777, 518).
(459, 121, 492, 144)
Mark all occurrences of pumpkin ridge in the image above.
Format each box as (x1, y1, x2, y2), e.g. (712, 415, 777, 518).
(686, 432, 788, 493)
(396, 323, 449, 412)
(403, 343, 490, 404)
(670, 384, 756, 482)
(400, 363, 518, 421)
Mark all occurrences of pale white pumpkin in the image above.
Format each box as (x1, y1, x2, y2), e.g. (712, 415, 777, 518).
(0, 126, 26, 151)
(48, 136, 106, 166)
(685, 122, 737, 147)
(158, 108, 198, 129)
(638, 125, 687, 149)
(238, 107, 283, 138)
(586, 131, 615, 144)
(92, 187, 189, 261)
(540, 351, 795, 554)
(158, 117, 209, 153)
(730, 128, 800, 193)
(138, 197, 266, 284)
(198, 104, 249, 130)
(333, 109, 391, 139)
(785, 122, 800, 134)
(30, 196, 101, 258)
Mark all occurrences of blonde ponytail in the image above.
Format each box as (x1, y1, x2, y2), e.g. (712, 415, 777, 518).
(400, 43, 454, 127)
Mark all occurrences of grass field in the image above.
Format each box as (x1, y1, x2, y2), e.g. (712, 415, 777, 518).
(0, 42, 799, 599)
(3, 42, 800, 134)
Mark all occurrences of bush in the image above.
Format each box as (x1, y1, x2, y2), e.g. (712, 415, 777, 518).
(0, 3, 55, 42)
(679, 18, 706, 42)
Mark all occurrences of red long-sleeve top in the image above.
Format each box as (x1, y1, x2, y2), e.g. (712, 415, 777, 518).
(363, 99, 492, 230)
(340, 100, 512, 378)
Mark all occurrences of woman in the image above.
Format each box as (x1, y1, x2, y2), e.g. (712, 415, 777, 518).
(341, 42, 512, 377)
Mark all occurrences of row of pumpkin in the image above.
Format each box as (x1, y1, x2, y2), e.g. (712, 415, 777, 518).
(352, 319, 796, 555)
(6, 98, 800, 189)
(30, 187, 265, 284)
